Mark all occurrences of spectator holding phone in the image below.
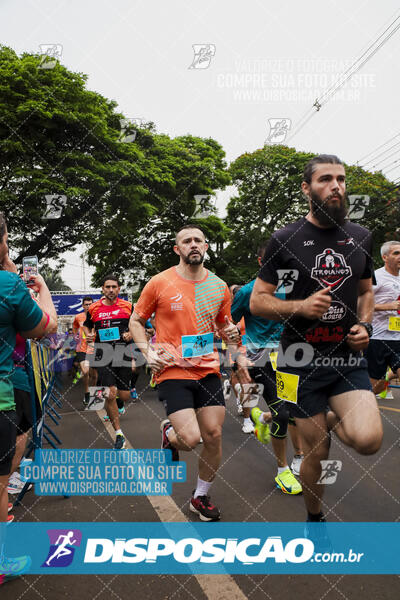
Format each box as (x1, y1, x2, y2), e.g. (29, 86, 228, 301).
(0, 212, 57, 582)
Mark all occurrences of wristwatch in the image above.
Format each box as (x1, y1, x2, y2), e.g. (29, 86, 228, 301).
(359, 322, 373, 337)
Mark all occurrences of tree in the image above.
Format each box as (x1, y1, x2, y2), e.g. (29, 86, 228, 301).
(222, 145, 399, 284)
(0, 46, 166, 268)
(86, 133, 231, 288)
(40, 265, 71, 291)
(0, 46, 231, 288)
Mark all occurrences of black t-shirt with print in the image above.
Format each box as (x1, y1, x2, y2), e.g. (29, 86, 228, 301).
(258, 217, 374, 357)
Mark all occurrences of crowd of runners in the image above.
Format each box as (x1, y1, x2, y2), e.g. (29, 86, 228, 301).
(1, 154, 400, 578)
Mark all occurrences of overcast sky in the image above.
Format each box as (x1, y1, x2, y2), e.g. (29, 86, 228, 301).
(2, 0, 399, 289)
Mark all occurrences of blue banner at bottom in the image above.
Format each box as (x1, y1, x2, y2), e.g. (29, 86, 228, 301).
(1, 522, 399, 575)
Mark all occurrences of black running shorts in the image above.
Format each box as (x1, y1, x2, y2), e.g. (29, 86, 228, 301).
(158, 374, 225, 416)
(365, 339, 400, 380)
(15, 388, 33, 434)
(97, 366, 131, 391)
(0, 410, 17, 476)
(277, 358, 372, 419)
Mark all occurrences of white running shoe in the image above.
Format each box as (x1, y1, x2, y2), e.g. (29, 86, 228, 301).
(242, 420, 255, 434)
(290, 455, 304, 476)
(223, 379, 231, 401)
(8, 472, 32, 494)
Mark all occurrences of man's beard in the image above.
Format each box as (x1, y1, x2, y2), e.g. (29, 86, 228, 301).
(182, 251, 205, 265)
(310, 190, 348, 227)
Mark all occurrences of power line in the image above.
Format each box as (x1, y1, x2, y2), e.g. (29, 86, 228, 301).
(368, 145, 400, 170)
(358, 132, 400, 164)
(286, 13, 400, 142)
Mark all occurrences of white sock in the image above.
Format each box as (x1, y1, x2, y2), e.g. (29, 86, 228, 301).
(115, 429, 123, 436)
(165, 426, 173, 439)
(234, 383, 242, 397)
(277, 466, 288, 474)
(259, 413, 269, 425)
(243, 417, 252, 426)
(194, 477, 212, 498)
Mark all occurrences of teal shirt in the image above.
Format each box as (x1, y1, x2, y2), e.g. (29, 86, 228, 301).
(231, 279, 285, 353)
(0, 272, 42, 410)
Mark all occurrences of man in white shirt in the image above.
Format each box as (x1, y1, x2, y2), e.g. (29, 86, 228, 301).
(366, 241, 400, 395)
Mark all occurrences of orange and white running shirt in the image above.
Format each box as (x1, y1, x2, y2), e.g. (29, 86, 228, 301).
(134, 267, 232, 383)
(72, 312, 94, 354)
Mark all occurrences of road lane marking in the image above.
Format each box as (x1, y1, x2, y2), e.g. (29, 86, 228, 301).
(98, 408, 247, 600)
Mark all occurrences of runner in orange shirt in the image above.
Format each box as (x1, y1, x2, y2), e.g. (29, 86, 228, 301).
(72, 296, 96, 406)
(130, 224, 250, 521)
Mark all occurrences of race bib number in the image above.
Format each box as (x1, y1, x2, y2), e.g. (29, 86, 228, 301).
(182, 333, 214, 358)
(276, 371, 300, 404)
(98, 327, 120, 342)
(269, 351, 278, 372)
(388, 316, 400, 332)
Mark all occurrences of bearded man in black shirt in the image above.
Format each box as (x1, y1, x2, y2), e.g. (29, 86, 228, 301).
(250, 154, 383, 524)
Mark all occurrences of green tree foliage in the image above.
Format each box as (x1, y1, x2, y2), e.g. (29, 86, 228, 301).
(0, 46, 230, 289)
(40, 265, 71, 291)
(223, 145, 399, 285)
(87, 133, 230, 287)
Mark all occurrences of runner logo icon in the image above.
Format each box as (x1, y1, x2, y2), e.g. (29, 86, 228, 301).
(276, 269, 299, 294)
(311, 249, 352, 291)
(42, 529, 82, 567)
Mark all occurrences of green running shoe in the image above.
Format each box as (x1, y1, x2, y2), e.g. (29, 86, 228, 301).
(250, 407, 270, 444)
(275, 468, 302, 495)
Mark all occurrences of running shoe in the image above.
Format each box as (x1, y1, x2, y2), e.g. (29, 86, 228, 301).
(7, 515, 14, 525)
(72, 372, 82, 384)
(304, 518, 332, 554)
(189, 492, 221, 521)
(222, 379, 231, 401)
(114, 434, 126, 450)
(290, 455, 304, 477)
(378, 389, 394, 399)
(8, 473, 32, 494)
(118, 406, 126, 415)
(160, 419, 179, 462)
(130, 388, 138, 401)
(150, 374, 156, 388)
(103, 414, 110, 422)
(0, 555, 31, 581)
(242, 420, 254, 434)
(8, 503, 12, 513)
(250, 407, 270, 444)
(236, 401, 243, 415)
(275, 468, 302, 494)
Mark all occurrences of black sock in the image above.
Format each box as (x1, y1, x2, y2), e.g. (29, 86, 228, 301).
(116, 396, 124, 410)
(307, 511, 325, 522)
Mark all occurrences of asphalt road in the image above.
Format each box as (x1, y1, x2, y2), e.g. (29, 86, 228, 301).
(3, 370, 400, 600)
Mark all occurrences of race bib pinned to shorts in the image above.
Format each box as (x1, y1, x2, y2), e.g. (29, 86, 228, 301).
(388, 316, 400, 332)
(276, 371, 300, 404)
(181, 333, 214, 358)
(98, 327, 120, 342)
(269, 351, 278, 372)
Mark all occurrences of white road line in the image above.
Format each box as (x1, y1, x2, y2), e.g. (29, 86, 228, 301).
(98, 409, 247, 600)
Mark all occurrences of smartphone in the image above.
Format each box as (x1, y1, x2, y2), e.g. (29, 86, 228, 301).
(22, 255, 39, 285)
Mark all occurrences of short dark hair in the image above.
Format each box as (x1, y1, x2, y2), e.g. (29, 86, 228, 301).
(175, 224, 206, 243)
(101, 274, 120, 287)
(303, 154, 343, 184)
(82, 296, 93, 303)
(0, 212, 7, 244)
